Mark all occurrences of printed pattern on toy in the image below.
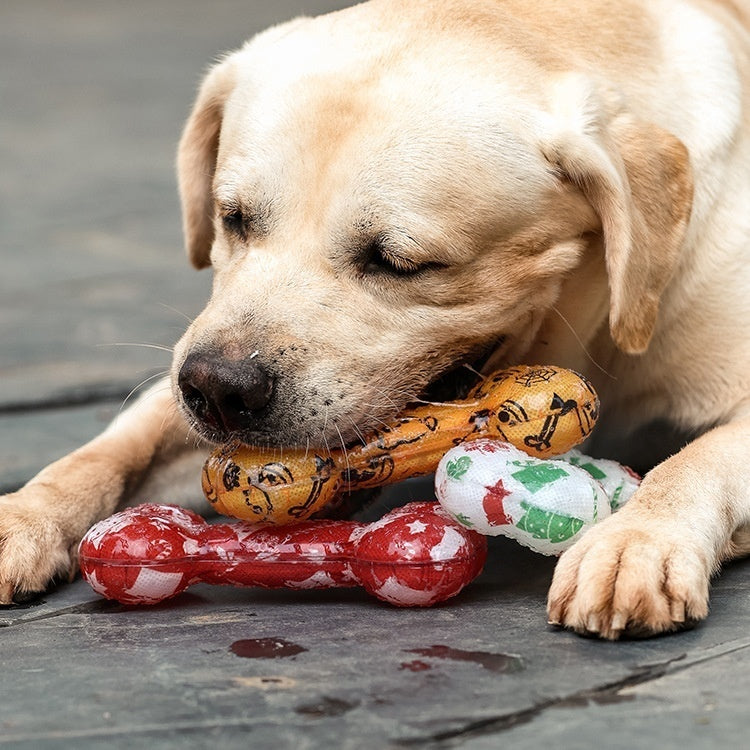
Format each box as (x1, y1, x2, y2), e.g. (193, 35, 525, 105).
(469, 366, 599, 454)
(435, 440, 641, 555)
(202, 365, 600, 524)
(79, 502, 487, 607)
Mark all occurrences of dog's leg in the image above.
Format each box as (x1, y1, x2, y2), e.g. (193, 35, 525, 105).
(0, 379, 206, 603)
(547, 414, 750, 639)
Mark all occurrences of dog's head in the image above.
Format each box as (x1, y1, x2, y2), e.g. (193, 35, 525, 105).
(171, 4, 692, 447)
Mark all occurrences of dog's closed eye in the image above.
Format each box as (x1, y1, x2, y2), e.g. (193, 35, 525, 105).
(362, 236, 448, 278)
(364, 238, 421, 276)
(219, 201, 271, 243)
(221, 207, 247, 240)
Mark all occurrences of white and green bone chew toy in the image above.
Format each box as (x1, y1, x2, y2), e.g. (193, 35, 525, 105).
(435, 440, 641, 556)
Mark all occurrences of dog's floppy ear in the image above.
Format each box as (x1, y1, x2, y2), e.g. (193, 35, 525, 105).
(541, 76, 693, 354)
(177, 58, 236, 269)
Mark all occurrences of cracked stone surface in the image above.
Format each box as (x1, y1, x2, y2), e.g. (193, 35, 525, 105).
(1, 1, 749, 748)
(2, 549, 749, 749)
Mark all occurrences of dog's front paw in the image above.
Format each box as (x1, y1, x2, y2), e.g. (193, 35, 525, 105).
(0, 493, 78, 604)
(546, 509, 711, 640)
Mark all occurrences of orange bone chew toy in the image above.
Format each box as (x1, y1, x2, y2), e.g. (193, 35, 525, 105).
(202, 365, 599, 524)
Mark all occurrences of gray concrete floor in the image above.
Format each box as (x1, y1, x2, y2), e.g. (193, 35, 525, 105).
(1, 2, 748, 748)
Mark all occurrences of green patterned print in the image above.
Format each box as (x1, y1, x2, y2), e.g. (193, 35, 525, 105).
(446, 455, 472, 480)
(511, 461, 569, 494)
(577, 461, 607, 481)
(516, 500, 585, 542)
(610, 483, 624, 511)
(561, 453, 607, 481)
(452, 513, 475, 528)
(592, 484, 599, 522)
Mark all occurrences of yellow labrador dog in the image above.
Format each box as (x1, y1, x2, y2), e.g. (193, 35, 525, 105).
(2, 0, 749, 639)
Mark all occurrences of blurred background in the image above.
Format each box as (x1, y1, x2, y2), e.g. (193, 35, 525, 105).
(0, 1, 354, 491)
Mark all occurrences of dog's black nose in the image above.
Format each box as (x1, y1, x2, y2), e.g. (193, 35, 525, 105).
(178, 352, 274, 436)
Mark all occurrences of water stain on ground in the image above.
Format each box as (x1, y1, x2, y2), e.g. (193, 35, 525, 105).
(295, 696, 359, 717)
(404, 645, 524, 673)
(400, 659, 432, 672)
(230, 637, 307, 658)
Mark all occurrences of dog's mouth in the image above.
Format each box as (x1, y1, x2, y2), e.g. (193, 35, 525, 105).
(415, 336, 507, 405)
(417, 362, 484, 404)
(333, 335, 506, 448)
(189, 336, 507, 449)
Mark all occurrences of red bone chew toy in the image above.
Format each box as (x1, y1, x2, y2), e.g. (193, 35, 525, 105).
(79, 502, 487, 607)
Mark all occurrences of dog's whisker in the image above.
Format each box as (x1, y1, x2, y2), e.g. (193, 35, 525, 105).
(367, 387, 428, 408)
(461, 362, 487, 380)
(177, 404, 215, 452)
(409, 397, 479, 407)
(182, 416, 203, 448)
(321, 434, 332, 460)
(160, 399, 193, 439)
(369, 387, 402, 410)
(394, 387, 422, 402)
(345, 416, 368, 447)
(159, 404, 176, 436)
(118, 372, 171, 415)
(103, 342, 175, 355)
(321, 407, 332, 459)
(158, 302, 196, 325)
(551, 305, 617, 380)
(191, 427, 204, 450)
(334, 421, 351, 480)
(359, 411, 394, 430)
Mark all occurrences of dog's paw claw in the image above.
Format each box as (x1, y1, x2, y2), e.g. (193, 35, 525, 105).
(547, 511, 711, 640)
(0, 493, 78, 604)
(0, 580, 15, 606)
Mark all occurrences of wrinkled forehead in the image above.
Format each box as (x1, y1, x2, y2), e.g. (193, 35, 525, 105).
(215, 20, 551, 237)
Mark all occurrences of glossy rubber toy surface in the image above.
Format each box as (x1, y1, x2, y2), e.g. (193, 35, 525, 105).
(79, 502, 487, 607)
